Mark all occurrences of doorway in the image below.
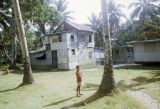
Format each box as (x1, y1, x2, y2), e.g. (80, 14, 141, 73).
(52, 50, 58, 68)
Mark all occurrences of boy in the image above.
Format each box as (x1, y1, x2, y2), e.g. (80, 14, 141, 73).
(76, 65, 82, 97)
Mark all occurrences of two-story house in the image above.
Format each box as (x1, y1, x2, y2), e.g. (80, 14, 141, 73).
(30, 21, 96, 70)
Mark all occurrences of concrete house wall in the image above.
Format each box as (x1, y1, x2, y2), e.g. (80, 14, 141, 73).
(129, 40, 160, 63)
(30, 51, 52, 69)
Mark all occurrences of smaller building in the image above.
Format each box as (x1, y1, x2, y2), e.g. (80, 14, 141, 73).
(128, 39, 160, 65)
(112, 46, 134, 64)
(94, 46, 134, 65)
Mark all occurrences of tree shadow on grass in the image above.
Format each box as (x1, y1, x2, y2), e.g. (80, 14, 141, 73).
(60, 92, 105, 109)
(117, 75, 160, 91)
(10, 69, 23, 75)
(81, 83, 99, 91)
(0, 84, 22, 93)
(9, 69, 70, 75)
(43, 96, 76, 107)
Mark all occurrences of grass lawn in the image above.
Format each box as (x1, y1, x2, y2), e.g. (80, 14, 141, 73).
(0, 65, 159, 109)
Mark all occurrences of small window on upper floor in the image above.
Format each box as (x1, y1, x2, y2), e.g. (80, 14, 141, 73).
(71, 35, 74, 42)
(71, 49, 75, 55)
(89, 35, 92, 42)
(59, 34, 62, 42)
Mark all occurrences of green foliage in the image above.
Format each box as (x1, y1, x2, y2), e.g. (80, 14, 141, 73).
(0, 0, 11, 31)
(54, 0, 73, 21)
(129, 0, 159, 20)
(88, 14, 103, 47)
(20, 0, 63, 34)
(107, 0, 126, 30)
(88, 0, 125, 47)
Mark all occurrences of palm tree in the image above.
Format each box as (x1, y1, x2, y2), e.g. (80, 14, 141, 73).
(108, 0, 126, 31)
(88, 14, 103, 47)
(98, 0, 116, 94)
(12, 0, 34, 85)
(54, 0, 72, 21)
(129, 0, 159, 20)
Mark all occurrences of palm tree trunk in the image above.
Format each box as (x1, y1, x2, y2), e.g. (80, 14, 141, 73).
(98, 0, 116, 94)
(12, 0, 34, 84)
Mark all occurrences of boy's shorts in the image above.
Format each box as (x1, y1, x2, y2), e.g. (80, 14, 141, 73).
(77, 82, 81, 86)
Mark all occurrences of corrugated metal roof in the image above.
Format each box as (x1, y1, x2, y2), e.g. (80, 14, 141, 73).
(127, 39, 160, 44)
(66, 21, 96, 32)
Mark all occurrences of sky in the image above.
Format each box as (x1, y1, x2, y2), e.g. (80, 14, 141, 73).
(66, 0, 134, 24)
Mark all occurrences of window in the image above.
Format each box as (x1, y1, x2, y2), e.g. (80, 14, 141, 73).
(52, 36, 59, 43)
(89, 52, 92, 59)
(71, 35, 74, 42)
(59, 34, 62, 42)
(89, 35, 92, 42)
(114, 50, 119, 58)
(46, 44, 50, 50)
(127, 49, 133, 58)
(71, 49, 75, 55)
(37, 53, 46, 60)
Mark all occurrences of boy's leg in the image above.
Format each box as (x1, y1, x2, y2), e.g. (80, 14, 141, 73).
(79, 82, 82, 95)
(77, 86, 79, 97)
(77, 86, 81, 97)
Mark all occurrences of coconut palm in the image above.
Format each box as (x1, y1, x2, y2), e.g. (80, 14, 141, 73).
(12, 0, 34, 84)
(98, 0, 116, 94)
(129, 0, 159, 20)
(88, 14, 103, 47)
(108, 0, 126, 31)
(54, 0, 73, 21)
(0, 0, 11, 31)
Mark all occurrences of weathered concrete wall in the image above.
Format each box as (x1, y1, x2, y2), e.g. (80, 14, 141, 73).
(57, 49, 69, 69)
(79, 47, 96, 66)
(68, 48, 79, 69)
(50, 33, 68, 50)
(30, 51, 52, 69)
(134, 42, 160, 62)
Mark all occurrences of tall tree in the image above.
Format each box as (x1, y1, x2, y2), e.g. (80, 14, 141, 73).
(129, 0, 159, 20)
(98, 0, 116, 93)
(54, 0, 72, 21)
(108, 0, 125, 31)
(12, 0, 34, 84)
(88, 14, 103, 47)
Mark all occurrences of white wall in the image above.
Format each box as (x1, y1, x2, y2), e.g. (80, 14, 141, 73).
(50, 34, 68, 50)
(134, 42, 160, 62)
